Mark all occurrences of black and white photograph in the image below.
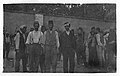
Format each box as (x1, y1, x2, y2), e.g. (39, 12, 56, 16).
(3, 3, 116, 73)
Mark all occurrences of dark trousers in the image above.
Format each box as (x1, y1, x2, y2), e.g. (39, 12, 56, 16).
(5, 43, 10, 59)
(29, 44, 42, 72)
(45, 46, 57, 73)
(15, 51, 27, 72)
(76, 46, 84, 64)
(62, 47, 75, 73)
(106, 44, 116, 71)
(38, 54, 45, 73)
(3, 44, 6, 59)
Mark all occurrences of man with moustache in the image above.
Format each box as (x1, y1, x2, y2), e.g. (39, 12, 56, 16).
(26, 21, 44, 72)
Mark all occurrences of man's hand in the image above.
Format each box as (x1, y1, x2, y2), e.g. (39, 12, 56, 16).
(109, 41, 115, 44)
(16, 49, 19, 53)
(57, 47, 59, 54)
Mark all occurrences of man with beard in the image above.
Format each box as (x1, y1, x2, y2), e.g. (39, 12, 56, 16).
(59, 22, 75, 73)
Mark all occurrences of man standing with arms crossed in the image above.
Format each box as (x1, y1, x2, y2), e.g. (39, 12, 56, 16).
(43, 20, 59, 73)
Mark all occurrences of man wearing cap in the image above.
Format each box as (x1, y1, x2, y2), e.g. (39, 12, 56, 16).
(43, 20, 59, 73)
(59, 22, 75, 73)
(26, 21, 44, 72)
(14, 25, 27, 72)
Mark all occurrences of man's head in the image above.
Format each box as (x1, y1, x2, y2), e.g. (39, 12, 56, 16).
(48, 20, 54, 31)
(41, 26, 46, 33)
(33, 21, 39, 31)
(78, 27, 83, 34)
(64, 22, 70, 31)
(20, 25, 27, 33)
(96, 27, 100, 33)
(6, 32, 9, 37)
(91, 27, 95, 32)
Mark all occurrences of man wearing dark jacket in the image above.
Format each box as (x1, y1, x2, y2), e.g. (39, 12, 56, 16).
(14, 25, 27, 72)
(59, 22, 75, 73)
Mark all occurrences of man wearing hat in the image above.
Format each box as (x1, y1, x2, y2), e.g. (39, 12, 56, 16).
(59, 22, 75, 73)
(26, 21, 44, 72)
(43, 20, 59, 73)
(14, 25, 27, 72)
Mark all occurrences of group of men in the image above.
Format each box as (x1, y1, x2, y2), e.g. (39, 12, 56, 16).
(85, 26, 116, 71)
(13, 20, 76, 73)
(4, 20, 116, 73)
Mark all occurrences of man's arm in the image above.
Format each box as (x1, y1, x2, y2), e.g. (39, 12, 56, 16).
(55, 31, 60, 48)
(15, 33, 20, 50)
(25, 32, 32, 44)
(39, 32, 44, 45)
(42, 31, 46, 45)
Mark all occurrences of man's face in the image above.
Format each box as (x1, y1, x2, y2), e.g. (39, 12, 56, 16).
(78, 29, 82, 34)
(91, 28, 95, 32)
(6, 34, 9, 37)
(22, 27, 27, 33)
(49, 23, 53, 30)
(34, 23, 39, 31)
(64, 24, 70, 31)
(65, 26, 70, 31)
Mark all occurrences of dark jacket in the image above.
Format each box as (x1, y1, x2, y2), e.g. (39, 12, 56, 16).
(59, 31, 76, 52)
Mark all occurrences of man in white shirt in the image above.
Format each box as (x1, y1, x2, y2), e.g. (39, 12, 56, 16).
(26, 21, 44, 72)
(43, 20, 59, 73)
(14, 25, 27, 72)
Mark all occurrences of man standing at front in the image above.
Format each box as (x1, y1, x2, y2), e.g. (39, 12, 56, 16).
(26, 21, 44, 72)
(43, 20, 59, 73)
(59, 22, 75, 73)
(14, 25, 27, 72)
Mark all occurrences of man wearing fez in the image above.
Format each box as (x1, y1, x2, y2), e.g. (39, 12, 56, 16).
(26, 21, 44, 72)
(59, 22, 75, 73)
(43, 20, 59, 73)
(14, 25, 27, 72)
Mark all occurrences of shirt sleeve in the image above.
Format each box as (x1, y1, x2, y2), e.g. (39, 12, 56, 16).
(26, 32, 32, 44)
(96, 34, 103, 46)
(15, 33, 20, 49)
(39, 32, 44, 44)
(42, 31, 46, 45)
(55, 31, 60, 48)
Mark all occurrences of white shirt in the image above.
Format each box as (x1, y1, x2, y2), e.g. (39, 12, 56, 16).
(66, 31, 70, 35)
(6, 36, 10, 43)
(43, 30, 60, 48)
(26, 30, 44, 44)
